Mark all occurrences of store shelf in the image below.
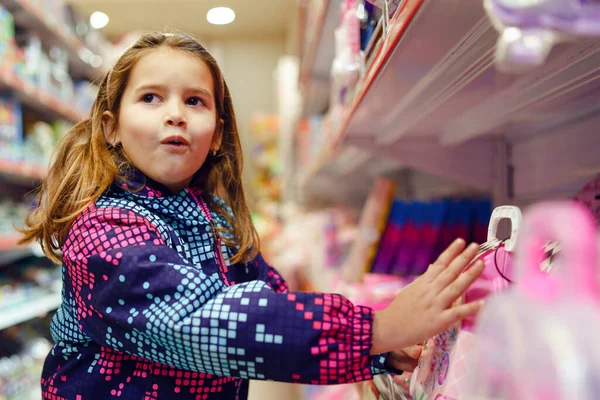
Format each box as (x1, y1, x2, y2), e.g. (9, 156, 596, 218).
(0, 289, 61, 331)
(0, 158, 46, 182)
(299, 0, 338, 116)
(2, 0, 107, 80)
(0, 68, 87, 123)
(303, 0, 600, 204)
(0, 234, 24, 251)
(0, 233, 42, 265)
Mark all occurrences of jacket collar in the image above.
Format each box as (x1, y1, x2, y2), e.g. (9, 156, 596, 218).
(112, 164, 204, 199)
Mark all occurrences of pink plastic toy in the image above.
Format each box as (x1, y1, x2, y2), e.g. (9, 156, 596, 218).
(467, 202, 600, 399)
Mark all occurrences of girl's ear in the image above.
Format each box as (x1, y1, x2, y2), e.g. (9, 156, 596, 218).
(212, 118, 224, 153)
(102, 111, 120, 146)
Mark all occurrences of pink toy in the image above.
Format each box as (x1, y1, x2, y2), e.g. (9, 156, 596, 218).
(467, 202, 600, 399)
(575, 174, 600, 227)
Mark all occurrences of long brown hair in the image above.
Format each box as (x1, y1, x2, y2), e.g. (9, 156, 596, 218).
(19, 32, 259, 264)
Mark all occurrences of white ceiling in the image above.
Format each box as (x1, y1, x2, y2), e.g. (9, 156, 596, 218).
(67, 0, 296, 40)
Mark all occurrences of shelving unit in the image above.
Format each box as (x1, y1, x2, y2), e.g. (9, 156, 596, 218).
(1, 0, 107, 80)
(0, 289, 61, 331)
(0, 0, 104, 342)
(0, 68, 87, 124)
(300, 0, 600, 207)
(299, 0, 338, 116)
(0, 157, 46, 182)
(0, 234, 24, 251)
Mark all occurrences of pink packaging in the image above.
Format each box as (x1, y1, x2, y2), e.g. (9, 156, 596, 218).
(467, 202, 600, 399)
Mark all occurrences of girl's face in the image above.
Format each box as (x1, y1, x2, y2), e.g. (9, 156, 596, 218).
(105, 47, 221, 194)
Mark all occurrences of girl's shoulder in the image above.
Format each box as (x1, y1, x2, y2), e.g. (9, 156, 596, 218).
(72, 191, 162, 231)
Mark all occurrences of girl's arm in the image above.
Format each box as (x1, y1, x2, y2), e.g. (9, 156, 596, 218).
(251, 252, 289, 294)
(251, 251, 403, 376)
(63, 205, 381, 385)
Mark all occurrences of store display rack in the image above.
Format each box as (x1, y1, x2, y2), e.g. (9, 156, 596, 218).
(0, 68, 87, 124)
(0, 235, 26, 252)
(0, 157, 46, 183)
(0, 288, 61, 331)
(0, 0, 99, 335)
(0, 0, 99, 185)
(299, 0, 337, 116)
(300, 0, 600, 207)
(1, 0, 107, 80)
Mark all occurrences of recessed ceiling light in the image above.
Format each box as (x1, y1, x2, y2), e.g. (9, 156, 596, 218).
(90, 11, 110, 29)
(207, 7, 235, 25)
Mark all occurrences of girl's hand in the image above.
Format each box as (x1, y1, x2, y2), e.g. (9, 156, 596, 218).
(385, 345, 422, 372)
(371, 239, 484, 354)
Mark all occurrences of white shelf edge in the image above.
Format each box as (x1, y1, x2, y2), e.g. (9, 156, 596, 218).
(299, 0, 600, 207)
(0, 289, 61, 330)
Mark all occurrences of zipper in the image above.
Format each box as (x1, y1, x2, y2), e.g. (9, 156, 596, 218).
(188, 189, 231, 286)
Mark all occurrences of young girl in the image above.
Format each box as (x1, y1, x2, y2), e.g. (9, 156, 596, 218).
(20, 32, 485, 399)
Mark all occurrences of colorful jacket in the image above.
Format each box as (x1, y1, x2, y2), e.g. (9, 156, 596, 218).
(42, 170, 393, 399)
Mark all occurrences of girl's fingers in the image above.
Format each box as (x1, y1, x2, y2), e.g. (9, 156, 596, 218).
(439, 299, 485, 327)
(434, 243, 480, 290)
(406, 345, 422, 359)
(386, 353, 420, 373)
(437, 260, 485, 307)
(423, 239, 466, 281)
(434, 238, 467, 267)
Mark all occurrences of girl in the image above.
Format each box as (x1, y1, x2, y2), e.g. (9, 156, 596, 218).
(20, 32, 484, 399)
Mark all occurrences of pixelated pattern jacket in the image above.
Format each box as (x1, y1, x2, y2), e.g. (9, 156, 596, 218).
(41, 171, 391, 399)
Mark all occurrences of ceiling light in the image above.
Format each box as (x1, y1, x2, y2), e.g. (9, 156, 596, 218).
(90, 11, 109, 29)
(207, 7, 235, 25)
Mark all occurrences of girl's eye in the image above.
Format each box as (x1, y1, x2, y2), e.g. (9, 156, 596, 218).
(186, 96, 204, 106)
(142, 94, 158, 103)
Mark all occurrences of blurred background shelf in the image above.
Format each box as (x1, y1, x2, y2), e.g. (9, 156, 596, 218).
(0, 158, 46, 182)
(0, 235, 24, 252)
(299, 0, 600, 208)
(0, 289, 61, 331)
(0, 159, 47, 183)
(298, 0, 337, 116)
(2, 0, 107, 80)
(0, 68, 86, 124)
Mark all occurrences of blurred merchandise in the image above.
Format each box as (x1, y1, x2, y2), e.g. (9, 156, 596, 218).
(250, 114, 282, 204)
(371, 198, 492, 277)
(329, 0, 362, 131)
(342, 177, 396, 282)
(0, 256, 61, 314)
(0, 199, 33, 236)
(0, 5, 17, 65)
(0, 316, 53, 400)
(365, 0, 401, 18)
(22, 118, 72, 168)
(485, 0, 600, 73)
(575, 174, 600, 227)
(0, 94, 23, 161)
(0, 95, 74, 168)
(468, 202, 600, 399)
(264, 204, 358, 293)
